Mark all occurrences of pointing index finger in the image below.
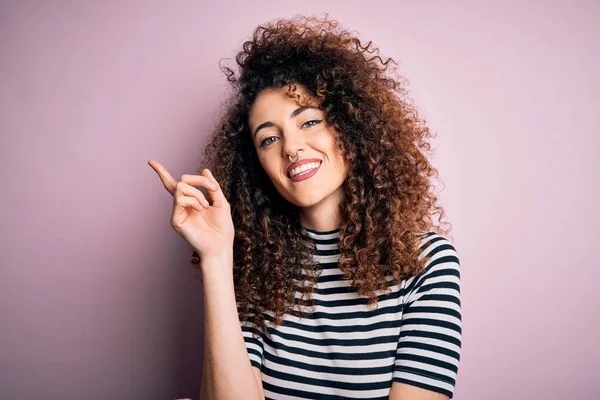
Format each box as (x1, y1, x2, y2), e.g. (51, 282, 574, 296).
(148, 159, 177, 195)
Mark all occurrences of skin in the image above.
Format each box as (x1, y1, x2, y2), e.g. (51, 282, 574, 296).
(248, 84, 349, 232)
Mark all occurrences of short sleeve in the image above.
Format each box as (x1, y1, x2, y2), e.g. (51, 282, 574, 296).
(237, 302, 265, 371)
(392, 233, 462, 398)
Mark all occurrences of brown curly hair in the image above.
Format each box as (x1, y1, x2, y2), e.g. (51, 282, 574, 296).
(193, 14, 452, 337)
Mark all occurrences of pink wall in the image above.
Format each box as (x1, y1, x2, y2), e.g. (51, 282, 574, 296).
(1, 1, 598, 399)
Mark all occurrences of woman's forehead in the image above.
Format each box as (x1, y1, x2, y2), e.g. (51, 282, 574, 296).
(250, 86, 318, 119)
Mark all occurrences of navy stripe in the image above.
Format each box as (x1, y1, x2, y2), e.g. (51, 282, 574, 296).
(263, 380, 388, 400)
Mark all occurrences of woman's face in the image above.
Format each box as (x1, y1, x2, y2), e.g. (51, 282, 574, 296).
(248, 84, 348, 209)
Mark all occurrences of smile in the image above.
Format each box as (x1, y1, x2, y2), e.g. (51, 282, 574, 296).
(288, 161, 321, 182)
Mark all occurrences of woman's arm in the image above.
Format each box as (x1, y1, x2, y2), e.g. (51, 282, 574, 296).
(199, 252, 264, 400)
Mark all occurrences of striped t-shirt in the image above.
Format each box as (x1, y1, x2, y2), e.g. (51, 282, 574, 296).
(240, 228, 462, 399)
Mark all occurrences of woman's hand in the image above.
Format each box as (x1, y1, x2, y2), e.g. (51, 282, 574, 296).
(148, 160, 234, 259)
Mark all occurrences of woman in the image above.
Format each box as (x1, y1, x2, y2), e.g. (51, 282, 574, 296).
(150, 15, 461, 400)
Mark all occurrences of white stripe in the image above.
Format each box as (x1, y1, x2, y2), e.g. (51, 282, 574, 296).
(266, 333, 396, 355)
(270, 323, 401, 342)
(265, 360, 394, 384)
(398, 335, 461, 355)
(403, 311, 461, 327)
(396, 347, 460, 370)
(292, 292, 404, 313)
(313, 254, 342, 263)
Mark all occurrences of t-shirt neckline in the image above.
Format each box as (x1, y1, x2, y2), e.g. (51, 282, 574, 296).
(302, 226, 340, 235)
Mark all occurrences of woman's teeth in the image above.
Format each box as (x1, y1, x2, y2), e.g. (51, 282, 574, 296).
(289, 162, 320, 178)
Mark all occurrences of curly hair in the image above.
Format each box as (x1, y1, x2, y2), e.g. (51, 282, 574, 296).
(192, 14, 452, 337)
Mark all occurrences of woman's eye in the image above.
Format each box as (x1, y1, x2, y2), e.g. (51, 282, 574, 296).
(302, 119, 323, 129)
(259, 120, 323, 148)
(260, 137, 277, 147)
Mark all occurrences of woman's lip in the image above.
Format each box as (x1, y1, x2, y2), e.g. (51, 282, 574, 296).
(288, 161, 322, 179)
(289, 163, 320, 182)
(287, 159, 322, 179)
(286, 159, 322, 176)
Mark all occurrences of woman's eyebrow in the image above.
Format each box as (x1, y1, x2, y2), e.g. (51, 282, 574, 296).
(253, 107, 314, 139)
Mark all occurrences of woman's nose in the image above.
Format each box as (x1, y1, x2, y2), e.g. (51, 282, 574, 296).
(281, 132, 305, 159)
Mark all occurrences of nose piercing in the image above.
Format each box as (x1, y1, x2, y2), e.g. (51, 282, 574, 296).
(289, 150, 300, 162)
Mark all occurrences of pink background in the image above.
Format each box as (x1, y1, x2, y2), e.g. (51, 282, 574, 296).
(1, 1, 598, 399)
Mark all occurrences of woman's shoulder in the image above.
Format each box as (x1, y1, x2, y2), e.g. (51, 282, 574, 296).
(411, 231, 461, 281)
(416, 231, 459, 259)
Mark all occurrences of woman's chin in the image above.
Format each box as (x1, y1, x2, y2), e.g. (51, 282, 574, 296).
(287, 193, 323, 209)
